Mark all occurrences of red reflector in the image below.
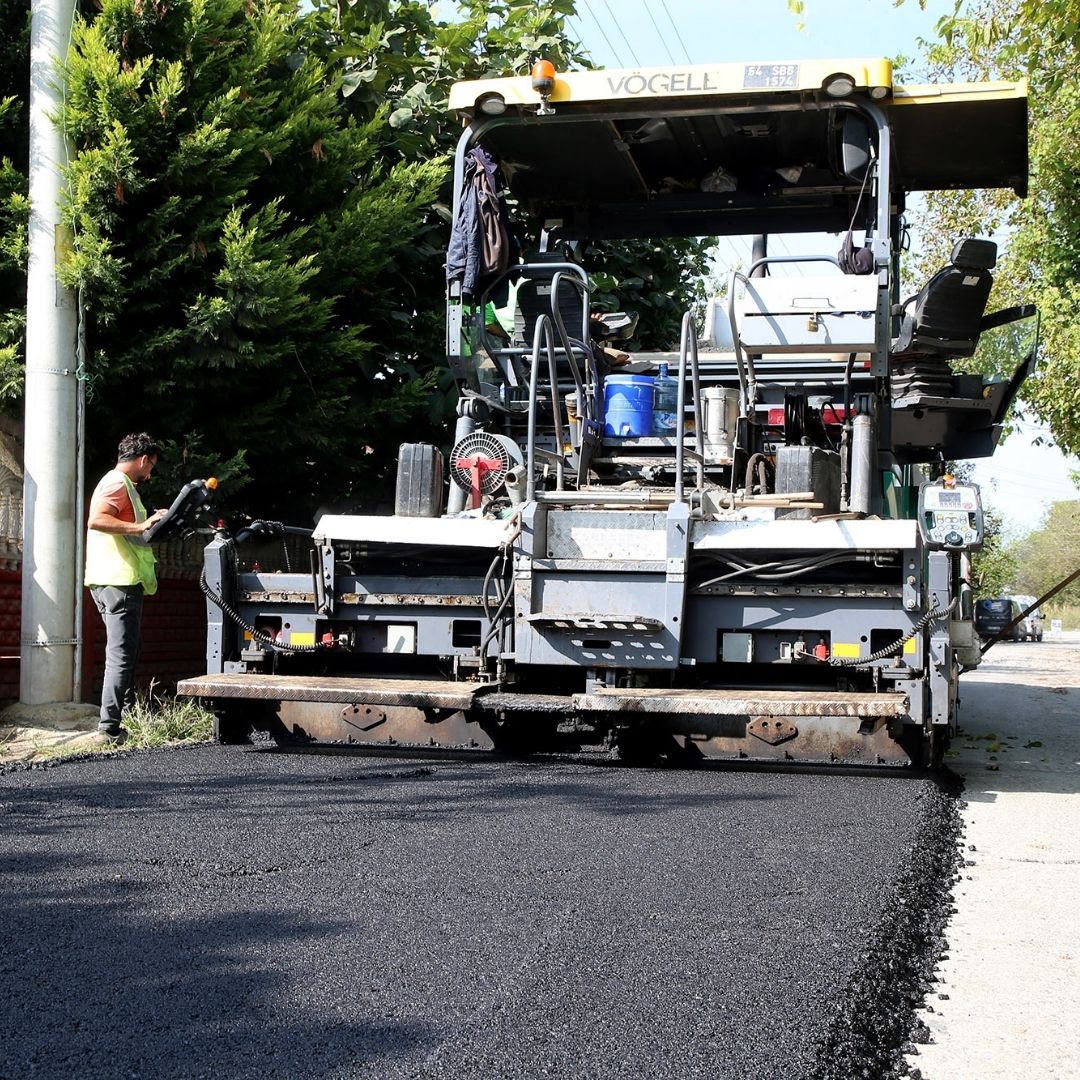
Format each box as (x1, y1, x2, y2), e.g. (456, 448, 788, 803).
(766, 405, 858, 427)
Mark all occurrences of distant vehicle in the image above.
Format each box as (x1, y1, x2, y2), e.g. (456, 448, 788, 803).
(1011, 595, 1044, 641)
(975, 597, 1024, 642)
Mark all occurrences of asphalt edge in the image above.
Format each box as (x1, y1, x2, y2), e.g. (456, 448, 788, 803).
(806, 771, 965, 1080)
(0, 738, 210, 777)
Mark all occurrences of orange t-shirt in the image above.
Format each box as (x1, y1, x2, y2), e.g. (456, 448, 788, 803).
(90, 470, 136, 524)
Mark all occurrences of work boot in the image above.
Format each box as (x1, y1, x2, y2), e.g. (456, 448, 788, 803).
(90, 727, 129, 747)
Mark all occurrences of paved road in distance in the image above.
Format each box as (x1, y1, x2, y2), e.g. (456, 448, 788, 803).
(0, 746, 957, 1079)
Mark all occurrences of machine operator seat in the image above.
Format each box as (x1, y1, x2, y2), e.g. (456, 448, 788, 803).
(891, 238, 997, 359)
(513, 250, 590, 349)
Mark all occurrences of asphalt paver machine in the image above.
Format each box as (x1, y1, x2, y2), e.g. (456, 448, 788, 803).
(179, 57, 1036, 766)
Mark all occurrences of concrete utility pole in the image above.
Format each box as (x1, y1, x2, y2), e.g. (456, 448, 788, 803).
(20, 0, 81, 705)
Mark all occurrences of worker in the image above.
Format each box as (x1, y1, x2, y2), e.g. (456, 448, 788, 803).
(84, 432, 168, 745)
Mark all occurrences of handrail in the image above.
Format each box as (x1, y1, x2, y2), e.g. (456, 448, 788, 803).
(550, 270, 600, 423)
(525, 314, 566, 501)
(727, 271, 754, 414)
(547, 264, 592, 344)
(744, 254, 843, 278)
(675, 312, 706, 502)
(469, 260, 591, 399)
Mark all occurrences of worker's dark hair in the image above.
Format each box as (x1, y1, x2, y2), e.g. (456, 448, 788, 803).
(116, 432, 162, 462)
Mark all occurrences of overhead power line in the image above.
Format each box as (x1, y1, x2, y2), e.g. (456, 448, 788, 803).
(603, 0, 642, 66)
(580, 0, 625, 68)
(659, 0, 694, 64)
(772, 235, 809, 275)
(565, 14, 587, 56)
(974, 468, 1079, 494)
(641, 0, 678, 65)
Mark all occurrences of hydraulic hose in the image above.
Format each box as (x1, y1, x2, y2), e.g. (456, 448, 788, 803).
(479, 542, 515, 660)
(744, 453, 768, 497)
(199, 556, 327, 654)
(828, 596, 958, 668)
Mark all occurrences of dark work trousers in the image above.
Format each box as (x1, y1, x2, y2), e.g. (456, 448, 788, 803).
(90, 584, 144, 733)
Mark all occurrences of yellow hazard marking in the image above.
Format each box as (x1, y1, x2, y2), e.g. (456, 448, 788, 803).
(904, 636, 917, 655)
(290, 631, 315, 646)
(832, 642, 861, 658)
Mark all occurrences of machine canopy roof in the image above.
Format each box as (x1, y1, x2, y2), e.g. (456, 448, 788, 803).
(450, 60, 1028, 240)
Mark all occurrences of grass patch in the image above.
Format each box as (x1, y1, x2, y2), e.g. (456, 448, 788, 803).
(1045, 603, 1080, 630)
(27, 688, 214, 762)
(121, 685, 214, 749)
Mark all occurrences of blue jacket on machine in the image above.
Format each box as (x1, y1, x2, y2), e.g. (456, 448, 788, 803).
(447, 147, 516, 303)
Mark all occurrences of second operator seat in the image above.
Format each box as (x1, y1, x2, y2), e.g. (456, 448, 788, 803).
(892, 238, 997, 359)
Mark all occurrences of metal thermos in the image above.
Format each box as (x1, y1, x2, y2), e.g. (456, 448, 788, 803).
(701, 387, 739, 459)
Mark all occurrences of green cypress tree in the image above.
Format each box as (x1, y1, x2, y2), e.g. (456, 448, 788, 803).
(308, 0, 714, 355)
(0, 0, 29, 402)
(60, 0, 444, 516)
(298, 0, 599, 432)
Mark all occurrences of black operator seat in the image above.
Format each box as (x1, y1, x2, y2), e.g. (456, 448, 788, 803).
(513, 249, 589, 349)
(892, 238, 997, 359)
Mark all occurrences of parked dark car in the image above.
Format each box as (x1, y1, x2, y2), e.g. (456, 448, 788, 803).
(975, 597, 1024, 642)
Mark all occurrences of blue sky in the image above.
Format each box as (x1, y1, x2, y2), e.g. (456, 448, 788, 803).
(566, 0, 952, 71)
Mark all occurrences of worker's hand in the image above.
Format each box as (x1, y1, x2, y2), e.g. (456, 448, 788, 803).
(141, 508, 168, 532)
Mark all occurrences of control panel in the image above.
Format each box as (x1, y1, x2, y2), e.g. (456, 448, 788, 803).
(143, 477, 218, 543)
(918, 479, 984, 550)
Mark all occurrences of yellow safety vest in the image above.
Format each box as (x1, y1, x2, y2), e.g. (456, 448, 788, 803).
(84, 471, 158, 595)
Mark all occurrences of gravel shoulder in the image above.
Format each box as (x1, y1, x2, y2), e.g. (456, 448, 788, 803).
(909, 630, 1080, 1080)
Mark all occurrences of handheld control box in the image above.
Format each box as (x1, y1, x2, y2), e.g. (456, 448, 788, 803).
(143, 477, 218, 543)
(918, 479, 984, 550)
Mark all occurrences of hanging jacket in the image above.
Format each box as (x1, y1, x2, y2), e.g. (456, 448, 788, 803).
(447, 148, 516, 303)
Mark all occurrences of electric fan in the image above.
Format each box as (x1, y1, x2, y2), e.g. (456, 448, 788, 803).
(449, 432, 524, 509)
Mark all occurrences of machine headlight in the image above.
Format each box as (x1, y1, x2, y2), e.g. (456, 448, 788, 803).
(823, 73, 856, 98)
(477, 93, 507, 116)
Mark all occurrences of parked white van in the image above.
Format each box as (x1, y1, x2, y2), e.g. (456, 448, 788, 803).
(1011, 595, 1045, 642)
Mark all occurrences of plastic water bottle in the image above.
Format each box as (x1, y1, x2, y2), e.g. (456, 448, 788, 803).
(652, 362, 678, 436)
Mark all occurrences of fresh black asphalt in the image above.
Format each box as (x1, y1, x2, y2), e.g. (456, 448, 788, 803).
(0, 745, 959, 1079)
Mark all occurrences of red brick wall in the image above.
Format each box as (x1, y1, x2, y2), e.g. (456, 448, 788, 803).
(0, 571, 20, 702)
(0, 570, 207, 704)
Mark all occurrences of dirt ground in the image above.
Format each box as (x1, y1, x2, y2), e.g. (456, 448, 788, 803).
(0, 701, 105, 762)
